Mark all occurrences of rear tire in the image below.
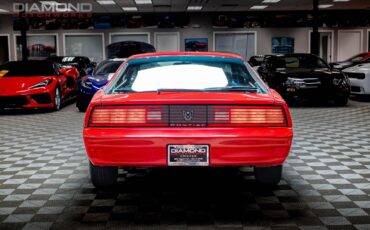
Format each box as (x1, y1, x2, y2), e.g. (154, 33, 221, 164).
(254, 165, 282, 186)
(89, 161, 118, 189)
(333, 96, 348, 106)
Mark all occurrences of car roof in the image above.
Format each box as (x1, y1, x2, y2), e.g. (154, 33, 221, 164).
(128, 52, 244, 61)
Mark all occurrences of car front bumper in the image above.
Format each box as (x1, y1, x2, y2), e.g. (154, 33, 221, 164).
(84, 127, 293, 167)
(0, 88, 54, 109)
(349, 78, 370, 95)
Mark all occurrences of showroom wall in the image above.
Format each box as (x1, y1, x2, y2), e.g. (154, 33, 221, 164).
(0, 14, 369, 62)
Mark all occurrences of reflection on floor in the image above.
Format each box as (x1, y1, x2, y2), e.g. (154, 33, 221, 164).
(0, 100, 370, 229)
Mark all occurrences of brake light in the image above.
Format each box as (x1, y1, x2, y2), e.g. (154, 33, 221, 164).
(89, 106, 167, 127)
(210, 106, 287, 127)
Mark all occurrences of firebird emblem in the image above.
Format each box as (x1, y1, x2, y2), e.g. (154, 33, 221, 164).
(183, 110, 194, 121)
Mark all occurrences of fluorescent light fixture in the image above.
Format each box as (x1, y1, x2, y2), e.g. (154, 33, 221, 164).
(187, 5, 203, 11)
(333, 0, 350, 2)
(319, 4, 334, 8)
(250, 5, 268, 9)
(0, 9, 9, 12)
(262, 0, 280, 3)
(122, 7, 138, 11)
(96, 0, 116, 5)
(135, 0, 152, 4)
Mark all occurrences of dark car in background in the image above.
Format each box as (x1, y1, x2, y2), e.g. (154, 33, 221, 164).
(258, 53, 350, 106)
(330, 52, 370, 70)
(106, 41, 156, 59)
(46, 56, 94, 77)
(249, 55, 265, 67)
(76, 58, 125, 112)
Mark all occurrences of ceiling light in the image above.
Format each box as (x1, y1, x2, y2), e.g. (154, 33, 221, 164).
(187, 6, 203, 11)
(250, 5, 268, 9)
(96, 0, 116, 5)
(122, 7, 138, 11)
(135, 0, 152, 4)
(319, 4, 334, 8)
(333, 0, 350, 2)
(262, 0, 280, 3)
(0, 9, 9, 12)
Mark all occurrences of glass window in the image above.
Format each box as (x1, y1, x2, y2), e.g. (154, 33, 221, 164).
(108, 59, 267, 94)
(111, 34, 149, 44)
(94, 61, 122, 75)
(16, 35, 57, 60)
(64, 34, 104, 62)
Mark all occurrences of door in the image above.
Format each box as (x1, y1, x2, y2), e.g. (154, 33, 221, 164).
(154, 32, 179, 52)
(310, 31, 333, 62)
(338, 30, 362, 62)
(214, 32, 256, 60)
(0, 35, 10, 64)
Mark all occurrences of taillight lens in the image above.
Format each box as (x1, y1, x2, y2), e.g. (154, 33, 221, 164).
(89, 106, 168, 127)
(209, 106, 287, 127)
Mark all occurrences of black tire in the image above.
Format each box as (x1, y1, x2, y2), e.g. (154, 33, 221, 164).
(254, 165, 282, 186)
(333, 96, 348, 106)
(53, 87, 61, 111)
(77, 101, 88, 112)
(89, 161, 118, 189)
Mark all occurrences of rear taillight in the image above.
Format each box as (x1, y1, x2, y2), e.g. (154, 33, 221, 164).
(209, 106, 287, 127)
(89, 106, 168, 127)
(88, 105, 287, 127)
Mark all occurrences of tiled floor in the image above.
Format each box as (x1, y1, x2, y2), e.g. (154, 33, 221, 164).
(0, 100, 370, 230)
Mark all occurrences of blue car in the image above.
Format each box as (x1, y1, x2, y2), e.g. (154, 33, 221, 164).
(76, 59, 125, 112)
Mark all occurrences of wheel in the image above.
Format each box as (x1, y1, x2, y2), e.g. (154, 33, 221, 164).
(77, 100, 88, 112)
(89, 161, 118, 189)
(53, 87, 61, 111)
(254, 165, 282, 186)
(333, 96, 348, 106)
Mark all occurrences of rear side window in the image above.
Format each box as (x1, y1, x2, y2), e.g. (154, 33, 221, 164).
(0, 61, 56, 76)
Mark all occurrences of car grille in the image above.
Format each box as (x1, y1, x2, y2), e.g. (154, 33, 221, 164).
(303, 78, 321, 87)
(0, 96, 29, 107)
(30, 93, 52, 104)
(346, 72, 365, 80)
(169, 105, 207, 127)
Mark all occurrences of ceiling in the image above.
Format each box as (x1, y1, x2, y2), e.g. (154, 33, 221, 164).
(0, 0, 369, 13)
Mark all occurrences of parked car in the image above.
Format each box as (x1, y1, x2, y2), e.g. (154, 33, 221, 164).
(76, 58, 125, 112)
(330, 52, 370, 70)
(0, 60, 79, 111)
(83, 52, 293, 189)
(249, 55, 265, 67)
(106, 41, 156, 59)
(258, 53, 350, 105)
(342, 63, 370, 98)
(47, 56, 94, 77)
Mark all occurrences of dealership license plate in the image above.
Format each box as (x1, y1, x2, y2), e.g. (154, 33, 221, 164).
(168, 145, 209, 166)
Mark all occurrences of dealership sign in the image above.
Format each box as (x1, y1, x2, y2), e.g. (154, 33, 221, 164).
(13, 2, 93, 18)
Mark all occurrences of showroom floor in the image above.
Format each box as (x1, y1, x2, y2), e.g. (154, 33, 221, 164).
(0, 100, 370, 230)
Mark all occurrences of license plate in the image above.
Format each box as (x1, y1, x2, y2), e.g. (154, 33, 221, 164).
(167, 145, 209, 166)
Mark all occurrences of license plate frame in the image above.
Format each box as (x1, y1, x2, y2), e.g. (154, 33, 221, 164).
(167, 144, 209, 166)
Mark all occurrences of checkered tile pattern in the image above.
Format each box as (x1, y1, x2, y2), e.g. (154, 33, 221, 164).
(0, 101, 370, 230)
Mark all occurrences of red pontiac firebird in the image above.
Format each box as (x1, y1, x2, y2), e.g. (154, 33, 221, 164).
(83, 52, 293, 189)
(0, 60, 79, 110)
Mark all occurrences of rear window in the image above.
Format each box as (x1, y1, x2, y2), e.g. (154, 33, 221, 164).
(0, 61, 56, 76)
(107, 58, 267, 94)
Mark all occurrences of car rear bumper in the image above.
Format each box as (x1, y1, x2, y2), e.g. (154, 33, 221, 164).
(84, 127, 293, 167)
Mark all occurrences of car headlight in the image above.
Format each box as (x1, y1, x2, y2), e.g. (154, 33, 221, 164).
(81, 80, 92, 89)
(285, 77, 305, 88)
(29, 79, 53, 89)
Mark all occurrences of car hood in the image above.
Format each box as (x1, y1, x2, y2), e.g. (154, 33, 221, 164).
(330, 61, 354, 69)
(0, 76, 53, 95)
(97, 91, 276, 106)
(343, 63, 370, 73)
(275, 68, 342, 79)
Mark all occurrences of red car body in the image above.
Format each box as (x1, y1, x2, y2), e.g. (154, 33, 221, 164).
(83, 52, 293, 168)
(0, 60, 79, 109)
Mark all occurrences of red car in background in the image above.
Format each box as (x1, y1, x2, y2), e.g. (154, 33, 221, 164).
(83, 52, 293, 189)
(0, 60, 79, 111)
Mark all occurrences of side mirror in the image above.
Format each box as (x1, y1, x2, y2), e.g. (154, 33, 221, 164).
(87, 68, 93, 76)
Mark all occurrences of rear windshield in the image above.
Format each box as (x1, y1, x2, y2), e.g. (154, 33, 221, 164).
(0, 61, 56, 76)
(94, 61, 122, 75)
(276, 56, 328, 69)
(107, 58, 267, 94)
